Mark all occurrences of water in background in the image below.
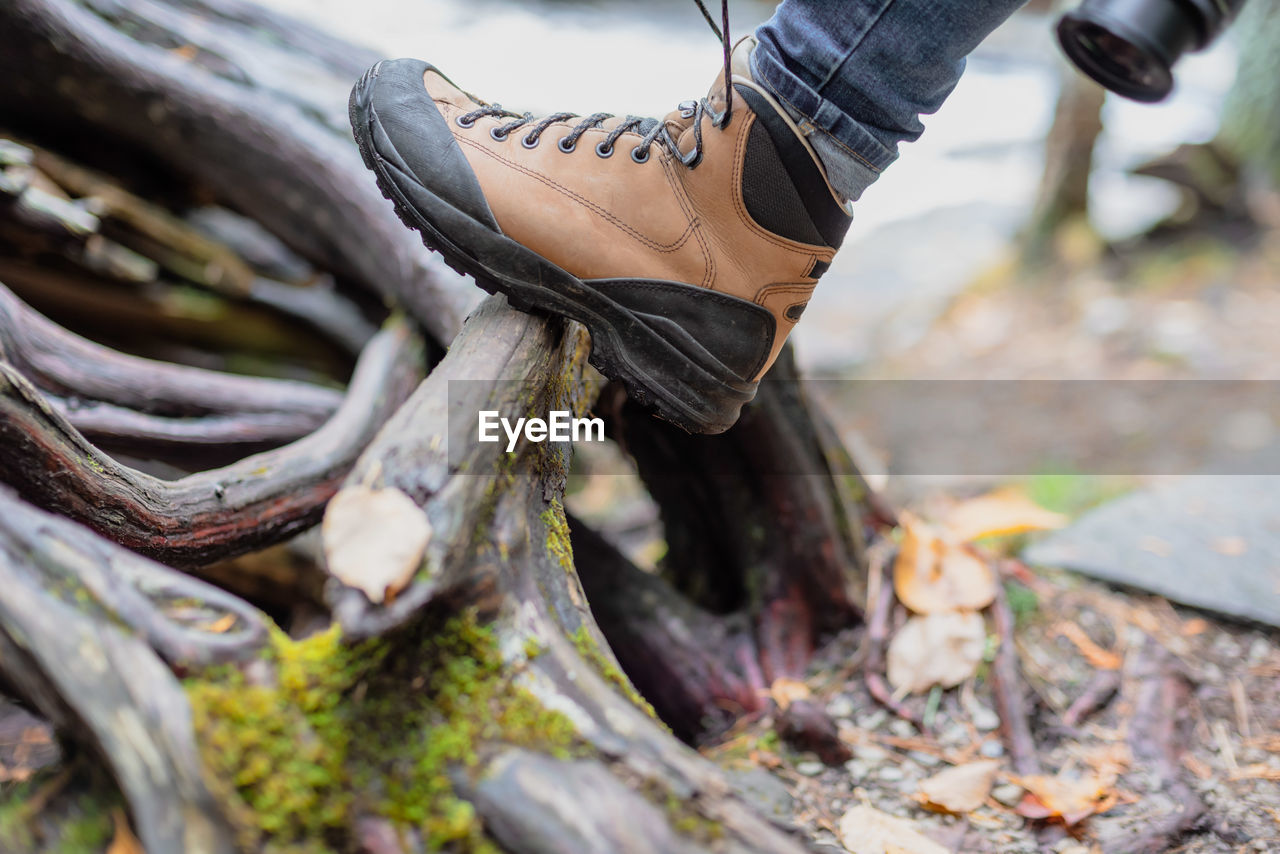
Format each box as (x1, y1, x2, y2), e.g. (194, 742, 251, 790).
(262, 0, 1238, 371)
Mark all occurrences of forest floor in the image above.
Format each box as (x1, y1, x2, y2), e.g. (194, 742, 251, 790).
(705, 225, 1280, 854)
(572, 221, 1280, 854)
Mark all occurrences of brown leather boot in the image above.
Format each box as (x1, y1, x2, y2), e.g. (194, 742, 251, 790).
(350, 35, 851, 434)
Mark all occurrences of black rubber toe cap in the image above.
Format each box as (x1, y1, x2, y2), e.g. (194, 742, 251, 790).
(362, 58, 500, 231)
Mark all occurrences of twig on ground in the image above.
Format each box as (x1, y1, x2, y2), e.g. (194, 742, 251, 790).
(1062, 669, 1123, 729)
(990, 580, 1041, 777)
(862, 543, 921, 725)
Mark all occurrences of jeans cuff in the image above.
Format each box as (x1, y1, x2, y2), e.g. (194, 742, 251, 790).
(749, 38, 896, 203)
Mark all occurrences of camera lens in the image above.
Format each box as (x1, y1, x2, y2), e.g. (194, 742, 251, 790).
(1063, 20, 1172, 101)
(1056, 0, 1247, 103)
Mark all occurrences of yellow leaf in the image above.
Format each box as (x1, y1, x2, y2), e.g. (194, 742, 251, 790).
(917, 760, 1001, 813)
(1013, 771, 1117, 825)
(942, 488, 1067, 543)
(894, 513, 996, 615)
(201, 613, 236, 634)
(838, 804, 949, 854)
(887, 612, 986, 695)
(108, 809, 145, 854)
(768, 678, 810, 712)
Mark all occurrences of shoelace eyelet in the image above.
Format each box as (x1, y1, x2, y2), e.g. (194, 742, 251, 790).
(557, 137, 577, 154)
(521, 133, 540, 149)
(455, 114, 477, 129)
(630, 147, 651, 164)
(490, 126, 510, 142)
(594, 141, 614, 159)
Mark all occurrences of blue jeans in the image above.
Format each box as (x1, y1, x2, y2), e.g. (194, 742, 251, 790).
(752, 0, 1028, 202)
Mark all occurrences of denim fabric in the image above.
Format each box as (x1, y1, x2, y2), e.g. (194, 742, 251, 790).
(752, 0, 1028, 202)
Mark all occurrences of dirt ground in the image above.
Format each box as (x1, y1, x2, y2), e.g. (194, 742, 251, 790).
(684, 225, 1280, 854)
(701, 566, 1280, 853)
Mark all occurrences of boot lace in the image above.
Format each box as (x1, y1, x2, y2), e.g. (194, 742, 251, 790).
(455, 0, 732, 169)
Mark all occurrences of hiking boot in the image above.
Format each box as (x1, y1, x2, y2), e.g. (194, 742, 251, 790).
(349, 33, 851, 434)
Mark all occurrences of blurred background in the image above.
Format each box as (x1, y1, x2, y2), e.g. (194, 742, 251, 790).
(261, 0, 1280, 495)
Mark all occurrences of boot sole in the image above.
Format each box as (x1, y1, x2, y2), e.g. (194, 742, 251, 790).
(348, 63, 756, 434)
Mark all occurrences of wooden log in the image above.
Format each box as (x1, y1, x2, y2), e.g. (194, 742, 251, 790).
(0, 489, 271, 853)
(0, 281, 342, 420)
(0, 316, 423, 565)
(48, 395, 331, 465)
(611, 346, 865, 696)
(0, 0, 475, 346)
(291, 297, 810, 853)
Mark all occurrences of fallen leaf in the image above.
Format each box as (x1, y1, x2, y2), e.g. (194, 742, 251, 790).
(107, 809, 145, 854)
(887, 611, 986, 695)
(916, 760, 1000, 813)
(942, 488, 1068, 543)
(1013, 771, 1117, 825)
(1180, 618, 1209, 636)
(768, 678, 810, 712)
(201, 613, 236, 634)
(837, 804, 949, 854)
(322, 486, 432, 604)
(1052, 622, 1123, 670)
(893, 513, 997, 615)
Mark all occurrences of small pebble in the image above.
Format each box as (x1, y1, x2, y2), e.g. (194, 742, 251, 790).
(878, 766, 904, 782)
(844, 760, 870, 779)
(855, 744, 889, 763)
(992, 784, 1023, 807)
(1248, 637, 1270, 664)
(857, 710, 888, 730)
(826, 695, 855, 719)
(795, 760, 825, 777)
(909, 750, 941, 767)
(970, 703, 1000, 731)
(979, 740, 1005, 758)
(889, 719, 917, 738)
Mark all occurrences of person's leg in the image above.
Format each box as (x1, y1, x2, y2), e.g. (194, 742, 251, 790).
(350, 0, 1032, 434)
(753, 0, 1029, 202)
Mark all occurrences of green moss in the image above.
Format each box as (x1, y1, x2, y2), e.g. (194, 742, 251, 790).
(663, 793, 724, 843)
(185, 613, 580, 853)
(0, 767, 120, 853)
(540, 498, 575, 575)
(568, 625, 659, 721)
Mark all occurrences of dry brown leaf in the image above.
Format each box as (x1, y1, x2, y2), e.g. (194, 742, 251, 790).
(768, 678, 810, 712)
(108, 809, 145, 854)
(322, 486, 432, 604)
(1052, 622, 1123, 670)
(1180, 617, 1209, 636)
(893, 513, 996, 615)
(202, 613, 236, 634)
(887, 611, 986, 695)
(1013, 771, 1117, 825)
(941, 487, 1068, 543)
(916, 760, 1000, 813)
(837, 804, 949, 854)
